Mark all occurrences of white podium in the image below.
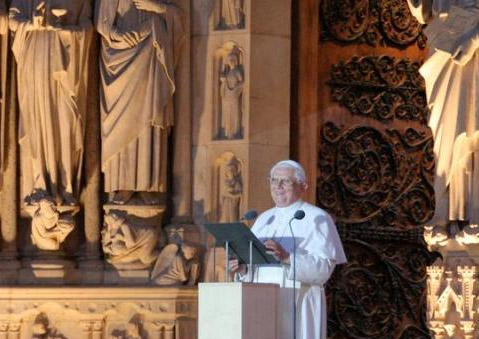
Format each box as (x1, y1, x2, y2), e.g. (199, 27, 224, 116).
(198, 282, 280, 339)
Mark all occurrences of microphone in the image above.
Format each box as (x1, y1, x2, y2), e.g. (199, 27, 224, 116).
(240, 209, 258, 221)
(288, 209, 305, 339)
(293, 210, 305, 220)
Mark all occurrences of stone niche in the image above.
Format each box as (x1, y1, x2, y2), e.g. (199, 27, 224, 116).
(0, 287, 197, 339)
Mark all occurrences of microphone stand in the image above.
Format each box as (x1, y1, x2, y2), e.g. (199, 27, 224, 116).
(288, 217, 297, 339)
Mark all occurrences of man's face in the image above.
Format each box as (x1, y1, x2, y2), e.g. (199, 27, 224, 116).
(270, 167, 305, 208)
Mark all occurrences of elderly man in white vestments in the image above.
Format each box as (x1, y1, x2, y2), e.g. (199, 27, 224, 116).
(230, 160, 347, 339)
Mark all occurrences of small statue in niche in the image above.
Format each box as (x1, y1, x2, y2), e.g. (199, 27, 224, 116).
(219, 49, 244, 140)
(102, 211, 158, 268)
(218, 0, 245, 30)
(219, 156, 242, 222)
(30, 197, 74, 251)
(9, 0, 93, 206)
(32, 313, 66, 339)
(151, 241, 199, 286)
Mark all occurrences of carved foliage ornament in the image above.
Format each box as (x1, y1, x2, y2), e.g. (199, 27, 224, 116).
(320, 0, 426, 48)
(328, 56, 428, 123)
(326, 227, 439, 339)
(317, 122, 434, 228)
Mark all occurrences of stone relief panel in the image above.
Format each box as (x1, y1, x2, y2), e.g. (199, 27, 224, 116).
(10, 0, 93, 207)
(320, 0, 426, 48)
(215, 0, 245, 30)
(96, 0, 185, 206)
(328, 56, 429, 123)
(322, 55, 436, 338)
(327, 227, 438, 339)
(317, 121, 434, 229)
(0, 288, 197, 339)
(213, 42, 244, 140)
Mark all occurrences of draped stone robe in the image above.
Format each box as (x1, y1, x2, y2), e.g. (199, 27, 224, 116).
(9, 0, 93, 203)
(95, 0, 184, 193)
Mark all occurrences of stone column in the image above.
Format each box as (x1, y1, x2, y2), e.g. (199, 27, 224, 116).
(79, 34, 103, 284)
(8, 323, 20, 339)
(172, 0, 193, 221)
(0, 322, 7, 339)
(92, 321, 103, 339)
(81, 320, 103, 339)
(458, 266, 476, 321)
(0, 35, 20, 283)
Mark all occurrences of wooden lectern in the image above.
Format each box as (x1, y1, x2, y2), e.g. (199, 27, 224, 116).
(198, 282, 280, 339)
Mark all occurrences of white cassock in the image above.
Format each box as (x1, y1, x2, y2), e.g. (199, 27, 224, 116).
(249, 200, 347, 339)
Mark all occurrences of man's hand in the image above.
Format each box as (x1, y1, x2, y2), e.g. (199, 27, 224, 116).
(133, 0, 167, 14)
(228, 259, 246, 276)
(263, 240, 290, 264)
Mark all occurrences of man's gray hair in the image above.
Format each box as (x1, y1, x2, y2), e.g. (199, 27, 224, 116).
(270, 160, 306, 183)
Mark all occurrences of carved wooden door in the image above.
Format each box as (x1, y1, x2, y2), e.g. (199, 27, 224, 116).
(292, 1, 439, 338)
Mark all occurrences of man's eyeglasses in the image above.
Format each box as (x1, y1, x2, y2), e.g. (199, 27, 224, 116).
(269, 177, 296, 187)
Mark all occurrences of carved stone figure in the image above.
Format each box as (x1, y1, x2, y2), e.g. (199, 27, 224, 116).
(30, 198, 74, 251)
(32, 313, 66, 339)
(150, 242, 199, 286)
(95, 0, 185, 205)
(407, 0, 479, 224)
(110, 314, 146, 339)
(455, 223, 479, 245)
(102, 212, 158, 268)
(9, 0, 93, 205)
(219, 50, 243, 139)
(219, 156, 242, 222)
(424, 225, 448, 249)
(218, 0, 244, 30)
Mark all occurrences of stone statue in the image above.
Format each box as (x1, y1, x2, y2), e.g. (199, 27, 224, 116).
(219, 50, 243, 139)
(32, 313, 66, 339)
(30, 198, 74, 251)
(219, 156, 242, 222)
(95, 0, 185, 205)
(407, 0, 479, 225)
(150, 242, 199, 286)
(102, 212, 158, 268)
(9, 0, 93, 205)
(218, 0, 244, 30)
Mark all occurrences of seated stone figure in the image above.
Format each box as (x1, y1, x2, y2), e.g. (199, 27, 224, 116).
(102, 211, 158, 269)
(31, 198, 74, 251)
(151, 241, 199, 286)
